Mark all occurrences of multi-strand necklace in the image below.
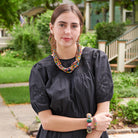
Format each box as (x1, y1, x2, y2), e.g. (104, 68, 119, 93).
(52, 45, 82, 73)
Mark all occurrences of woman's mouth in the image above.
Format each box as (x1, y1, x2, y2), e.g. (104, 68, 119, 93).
(62, 37, 72, 42)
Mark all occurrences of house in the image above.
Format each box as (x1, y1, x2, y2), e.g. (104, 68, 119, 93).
(88, 0, 138, 72)
(85, 0, 138, 32)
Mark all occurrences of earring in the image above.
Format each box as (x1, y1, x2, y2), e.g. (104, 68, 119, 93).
(48, 33, 52, 43)
(76, 37, 80, 46)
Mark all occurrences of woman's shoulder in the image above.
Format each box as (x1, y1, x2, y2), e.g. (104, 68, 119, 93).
(39, 55, 53, 66)
(82, 47, 107, 59)
(32, 55, 54, 71)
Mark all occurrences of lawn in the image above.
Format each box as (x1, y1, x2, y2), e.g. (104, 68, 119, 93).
(0, 86, 30, 104)
(0, 67, 31, 83)
(0, 49, 49, 84)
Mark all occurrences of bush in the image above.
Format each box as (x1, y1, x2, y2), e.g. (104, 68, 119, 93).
(119, 100, 138, 125)
(110, 92, 120, 111)
(36, 10, 53, 53)
(112, 71, 138, 98)
(114, 87, 138, 98)
(80, 32, 97, 48)
(95, 22, 126, 45)
(9, 24, 42, 60)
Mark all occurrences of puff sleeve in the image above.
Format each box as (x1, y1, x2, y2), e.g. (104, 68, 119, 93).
(93, 50, 113, 103)
(29, 63, 50, 114)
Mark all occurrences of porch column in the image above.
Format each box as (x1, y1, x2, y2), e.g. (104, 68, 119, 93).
(85, 1, 90, 32)
(109, 0, 115, 22)
(98, 40, 107, 53)
(0, 29, 2, 37)
(117, 40, 126, 72)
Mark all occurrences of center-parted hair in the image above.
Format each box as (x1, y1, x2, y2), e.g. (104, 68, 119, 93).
(49, 4, 84, 51)
(51, 4, 84, 26)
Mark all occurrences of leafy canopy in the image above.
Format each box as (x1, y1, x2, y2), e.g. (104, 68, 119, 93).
(0, 0, 62, 29)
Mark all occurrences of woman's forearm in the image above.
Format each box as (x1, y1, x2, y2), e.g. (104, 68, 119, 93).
(38, 101, 111, 133)
(39, 110, 88, 132)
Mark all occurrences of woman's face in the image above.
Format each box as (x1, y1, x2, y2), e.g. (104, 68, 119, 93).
(50, 12, 81, 49)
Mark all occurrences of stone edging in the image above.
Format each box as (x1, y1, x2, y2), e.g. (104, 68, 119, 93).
(107, 128, 138, 135)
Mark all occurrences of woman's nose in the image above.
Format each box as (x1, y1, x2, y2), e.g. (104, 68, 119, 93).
(64, 26, 71, 34)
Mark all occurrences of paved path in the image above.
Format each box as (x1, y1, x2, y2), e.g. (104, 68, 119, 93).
(0, 82, 29, 88)
(0, 96, 30, 138)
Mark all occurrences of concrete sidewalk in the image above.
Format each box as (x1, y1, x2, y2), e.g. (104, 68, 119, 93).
(0, 82, 29, 88)
(0, 96, 30, 138)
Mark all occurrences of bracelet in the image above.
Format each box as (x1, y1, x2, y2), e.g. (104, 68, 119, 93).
(93, 117, 97, 130)
(86, 113, 92, 133)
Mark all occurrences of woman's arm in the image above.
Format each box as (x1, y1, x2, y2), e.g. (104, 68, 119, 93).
(86, 101, 112, 138)
(38, 110, 88, 132)
(38, 101, 111, 133)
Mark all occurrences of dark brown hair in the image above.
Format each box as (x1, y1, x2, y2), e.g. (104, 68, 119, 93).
(51, 4, 84, 26)
(49, 4, 84, 51)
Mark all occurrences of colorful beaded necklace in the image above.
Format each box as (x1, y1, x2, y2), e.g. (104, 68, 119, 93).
(52, 45, 82, 73)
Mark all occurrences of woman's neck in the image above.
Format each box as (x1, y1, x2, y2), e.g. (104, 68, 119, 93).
(56, 45, 77, 59)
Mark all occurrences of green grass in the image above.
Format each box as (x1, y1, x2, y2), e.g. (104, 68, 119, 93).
(0, 49, 49, 84)
(0, 86, 30, 104)
(0, 50, 49, 67)
(0, 67, 31, 84)
(0, 51, 37, 67)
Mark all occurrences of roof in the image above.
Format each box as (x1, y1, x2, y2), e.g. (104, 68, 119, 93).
(22, 6, 46, 17)
(86, 0, 121, 2)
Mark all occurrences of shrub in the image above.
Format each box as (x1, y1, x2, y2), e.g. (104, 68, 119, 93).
(112, 71, 138, 98)
(114, 87, 138, 98)
(95, 22, 126, 45)
(119, 100, 138, 125)
(9, 24, 42, 60)
(80, 32, 97, 48)
(36, 10, 53, 53)
(110, 92, 120, 111)
(9, 26, 23, 50)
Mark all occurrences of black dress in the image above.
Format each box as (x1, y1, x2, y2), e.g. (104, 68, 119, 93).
(29, 47, 113, 138)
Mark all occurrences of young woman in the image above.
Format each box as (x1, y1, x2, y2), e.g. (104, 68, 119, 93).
(29, 4, 113, 138)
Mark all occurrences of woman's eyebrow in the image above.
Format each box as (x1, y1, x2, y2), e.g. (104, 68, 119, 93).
(58, 21, 79, 25)
(58, 21, 67, 24)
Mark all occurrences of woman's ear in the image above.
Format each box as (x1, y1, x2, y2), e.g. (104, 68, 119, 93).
(49, 23, 54, 34)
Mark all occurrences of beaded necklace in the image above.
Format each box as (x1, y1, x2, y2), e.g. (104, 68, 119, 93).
(52, 45, 82, 73)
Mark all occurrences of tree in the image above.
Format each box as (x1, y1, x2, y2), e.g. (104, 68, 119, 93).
(0, 0, 20, 29)
(71, 0, 83, 5)
(118, 0, 138, 24)
(19, 0, 62, 12)
(0, 0, 62, 29)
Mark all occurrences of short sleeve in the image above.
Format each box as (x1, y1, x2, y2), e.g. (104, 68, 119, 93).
(29, 63, 50, 114)
(93, 50, 113, 103)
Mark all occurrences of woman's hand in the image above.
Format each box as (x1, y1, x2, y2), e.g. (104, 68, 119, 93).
(93, 112, 112, 131)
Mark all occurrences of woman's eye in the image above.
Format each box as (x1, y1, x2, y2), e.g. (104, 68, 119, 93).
(72, 25, 78, 28)
(59, 24, 64, 27)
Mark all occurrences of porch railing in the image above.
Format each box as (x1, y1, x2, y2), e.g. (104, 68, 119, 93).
(125, 38, 138, 65)
(105, 25, 138, 62)
(98, 25, 138, 72)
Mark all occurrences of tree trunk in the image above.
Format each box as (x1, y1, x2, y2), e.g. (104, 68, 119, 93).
(120, 5, 123, 23)
(132, 0, 135, 24)
(102, 8, 106, 22)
